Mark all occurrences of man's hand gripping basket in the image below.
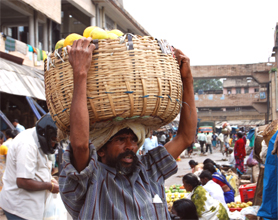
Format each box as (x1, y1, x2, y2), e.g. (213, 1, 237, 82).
(44, 35, 183, 134)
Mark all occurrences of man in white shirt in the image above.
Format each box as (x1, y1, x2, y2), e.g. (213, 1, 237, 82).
(206, 132, 212, 154)
(199, 170, 228, 211)
(12, 119, 25, 133)
(139, 130, 158, 154)
(160, 133, 166, 145)
(197, 131, 207, 154)
(0, 114, 60, 220)
(218, 133, 224, 153)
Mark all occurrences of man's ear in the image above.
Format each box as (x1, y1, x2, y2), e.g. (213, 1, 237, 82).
(97, 148, 105, 158)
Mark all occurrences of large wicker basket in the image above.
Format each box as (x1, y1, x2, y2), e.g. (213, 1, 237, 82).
(262, 119, 278, 146)
(44, 35, 183, 134)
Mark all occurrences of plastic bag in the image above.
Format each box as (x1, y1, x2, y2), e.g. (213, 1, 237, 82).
(246, 150, 258, 167)
(43, 193, 67, 220)
(241, 206, 260, 216)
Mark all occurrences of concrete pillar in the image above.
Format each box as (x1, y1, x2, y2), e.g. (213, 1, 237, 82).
(48, 20, 52, 52)
(90, 17, 96, 26)
(34, 11, 39, 47)
(43, 20, 48, 51)
(63, 8, 69, 38)
(102, 7, 105, 29)
(29, 15, 35, 46)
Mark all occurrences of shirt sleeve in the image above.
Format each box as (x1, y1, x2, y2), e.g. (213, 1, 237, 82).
(140, 146, 177, 181)
(16, 142, 38, 179)
(59, 143, 99, 219)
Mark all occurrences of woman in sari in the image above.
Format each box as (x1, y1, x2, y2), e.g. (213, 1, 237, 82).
(234, 131, 246, 175)
(203, 163, 235, 203)
(182, 173, 229, 220)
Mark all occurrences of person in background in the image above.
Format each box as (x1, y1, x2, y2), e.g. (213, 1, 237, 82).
(171, 199, 199, 220)
(0, 114, 59, 220)
(212, 132, 217, 150)
(182, 173, 229, 220)
(139, 130, 158, 154)
(234, 131, 246, 175)
(189, 160, 203, 175)
(203, 158, 222, 173)
(160, 132, 166, 145)
(197, 131, 207, 154)
(206, 132, 212, 154)
(0, 132, 8, 160)
(199, 170, 228, 212)
(12, 119, 25, 133)
(0, 131, 8, 200)
(218, 133, 224, 153)
(2, 129, 19, 148)
(203, 163, 235, 203)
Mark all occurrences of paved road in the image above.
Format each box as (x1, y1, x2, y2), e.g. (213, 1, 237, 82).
(165, 148, 232, 187)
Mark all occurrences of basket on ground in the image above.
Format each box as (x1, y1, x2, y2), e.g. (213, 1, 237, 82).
(44, 35, 183, 134)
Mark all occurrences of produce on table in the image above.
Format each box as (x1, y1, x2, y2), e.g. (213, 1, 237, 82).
(165, 184, 188, 211)
(227, 201, 253, 209)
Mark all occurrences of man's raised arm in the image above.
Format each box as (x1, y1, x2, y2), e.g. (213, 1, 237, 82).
(67, 38, 95, 172)
(165, 49, 197, 159)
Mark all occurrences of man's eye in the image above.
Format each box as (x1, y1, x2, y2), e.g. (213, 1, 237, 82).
(117, 137, 125, 142)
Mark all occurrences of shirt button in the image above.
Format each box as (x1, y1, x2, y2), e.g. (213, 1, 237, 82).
(140, 216, 143, 219)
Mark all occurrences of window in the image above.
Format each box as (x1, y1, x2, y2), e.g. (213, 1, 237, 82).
(254, 88, 259, 92)
(244, 88, 249, 93)
(236, 88, 241, 94)
(227, 90, 231, 94)
(105, 15, 114, 30)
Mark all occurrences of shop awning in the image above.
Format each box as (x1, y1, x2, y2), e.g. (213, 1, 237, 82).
(0, 57, 45, 100)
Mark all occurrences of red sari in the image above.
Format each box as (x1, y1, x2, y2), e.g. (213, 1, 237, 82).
(234, 138, 246, 173)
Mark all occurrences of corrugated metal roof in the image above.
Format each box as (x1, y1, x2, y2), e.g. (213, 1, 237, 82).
(0, 58, 45, 100)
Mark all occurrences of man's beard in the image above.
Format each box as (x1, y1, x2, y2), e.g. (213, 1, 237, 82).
(106, 150, 139, 176)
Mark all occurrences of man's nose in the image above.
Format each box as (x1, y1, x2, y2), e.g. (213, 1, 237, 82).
(124, 139, 134, 150)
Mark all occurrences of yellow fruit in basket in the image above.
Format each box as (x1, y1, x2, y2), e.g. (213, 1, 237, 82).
(90, 28, 108, 40)
(236, 201, 241, 204)
(55, 39, 65, 50)
(227, 204, 231, 208)
(174, 192, 179, 198)
(108, 32, 118, 39)
(64, 33, 83, 47)
(247, 201, 253, 206)
(109, 29, 124, 37)
(83, 26, 98, 38)
(173, 197, 180, 202)
(167, 192, 172, 197)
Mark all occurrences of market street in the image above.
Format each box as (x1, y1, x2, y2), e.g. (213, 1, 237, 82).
(165, 148, 232, 187)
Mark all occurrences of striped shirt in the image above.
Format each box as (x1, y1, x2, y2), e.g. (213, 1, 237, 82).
(59, 144, 177, 220)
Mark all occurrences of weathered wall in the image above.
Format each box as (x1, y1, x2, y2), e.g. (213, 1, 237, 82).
(21, 0, 61, 23)
(191, 63, 271, 83)
(195, 93, 266, 109)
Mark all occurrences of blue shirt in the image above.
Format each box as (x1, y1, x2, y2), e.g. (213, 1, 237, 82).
(16, 124, 25, 133)
(59, 144, 177, 220)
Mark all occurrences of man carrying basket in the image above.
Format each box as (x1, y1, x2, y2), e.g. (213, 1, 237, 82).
(59, 37, 197, 220)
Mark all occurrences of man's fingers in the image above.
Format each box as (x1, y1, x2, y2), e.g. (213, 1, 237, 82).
(89, 43, 96, 53)
(76, 37, 85, 48)
(67, 45, 72, 54)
